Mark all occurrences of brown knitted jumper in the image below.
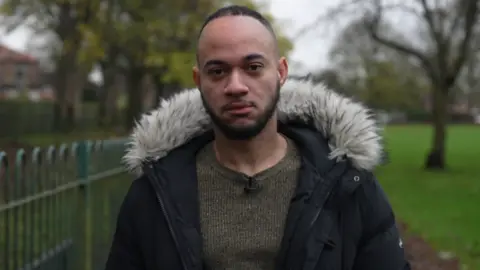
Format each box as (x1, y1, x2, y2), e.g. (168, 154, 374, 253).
(195, 137, 301, 269)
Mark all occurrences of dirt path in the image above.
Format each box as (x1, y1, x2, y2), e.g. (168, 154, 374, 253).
(399, 222, 460, 270)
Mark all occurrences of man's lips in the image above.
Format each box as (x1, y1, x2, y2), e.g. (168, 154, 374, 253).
(223, 102, 254, 115)
(226, 107, 253, 115)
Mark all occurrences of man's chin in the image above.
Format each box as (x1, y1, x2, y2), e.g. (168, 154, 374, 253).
(226, 118, 256, 127)
(206, 109, 269, 140)
(223, 122, 257, 133)
(216, 122, 265, 140)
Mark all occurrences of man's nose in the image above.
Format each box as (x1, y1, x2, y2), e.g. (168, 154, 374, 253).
(224, 70, 248, 96)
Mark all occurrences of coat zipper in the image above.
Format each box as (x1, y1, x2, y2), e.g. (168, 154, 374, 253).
(308, 161, 346, 229)
(308, 190, 332, 228)
(299, 189, 333, 270)
(147, 164, 190, 270)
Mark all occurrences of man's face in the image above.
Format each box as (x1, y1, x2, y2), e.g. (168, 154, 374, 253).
(193, 16, 289, 140)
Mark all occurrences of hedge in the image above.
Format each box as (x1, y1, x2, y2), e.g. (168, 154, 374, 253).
(400, 110, 475, 124)
(0, 101, 103, 138)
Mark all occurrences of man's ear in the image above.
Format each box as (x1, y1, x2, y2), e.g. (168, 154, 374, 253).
(277, 57, 289, 86)
(192, 66, 200, 88)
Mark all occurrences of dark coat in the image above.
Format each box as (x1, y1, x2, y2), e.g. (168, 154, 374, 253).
(105, 80, 411, 270)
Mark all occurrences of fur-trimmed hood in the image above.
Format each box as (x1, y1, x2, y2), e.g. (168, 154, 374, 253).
(123, 79, 383, 175)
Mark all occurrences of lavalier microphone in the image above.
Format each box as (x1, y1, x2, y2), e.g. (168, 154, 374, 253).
(243, 176, 262, 194)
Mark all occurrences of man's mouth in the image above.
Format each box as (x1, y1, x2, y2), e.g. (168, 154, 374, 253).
(223, 102, 254, 115)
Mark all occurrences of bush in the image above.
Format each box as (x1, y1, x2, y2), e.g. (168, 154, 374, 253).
(0, 101, 55, 137)
(450, 112, 474, 124)
(402, 110, 474, 124)
(405, 110, 431, 123)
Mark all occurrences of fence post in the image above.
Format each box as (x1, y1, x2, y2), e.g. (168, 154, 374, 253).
(77, 141, 92, 270)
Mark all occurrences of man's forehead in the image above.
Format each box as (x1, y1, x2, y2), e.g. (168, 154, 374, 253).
(197, 16, 276, 63)
(199, 16, 273, 41)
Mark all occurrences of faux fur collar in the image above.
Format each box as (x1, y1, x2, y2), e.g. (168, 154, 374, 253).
(123, 79, 383, 175)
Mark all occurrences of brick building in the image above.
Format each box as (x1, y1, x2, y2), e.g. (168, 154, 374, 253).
(0, 44, 53, 101)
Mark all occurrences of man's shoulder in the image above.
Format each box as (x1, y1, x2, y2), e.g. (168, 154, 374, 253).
(330, 165, 390, 216)
(348, 169, 388, 206)
(281, 123, 333, 164)
(285, 123, 384, 201)
(335, 167, 395, 233)
(121, 174, 158, 210)
(337, 167, 384, 203)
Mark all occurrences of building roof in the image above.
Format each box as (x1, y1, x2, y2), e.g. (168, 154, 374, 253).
(0, 44, 38, 64)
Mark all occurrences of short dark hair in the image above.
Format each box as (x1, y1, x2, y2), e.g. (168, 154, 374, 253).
(198, 5, 277, 40)
(196, 5, 278, 61)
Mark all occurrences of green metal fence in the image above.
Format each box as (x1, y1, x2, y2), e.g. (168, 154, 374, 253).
(0, 138, 131, 270)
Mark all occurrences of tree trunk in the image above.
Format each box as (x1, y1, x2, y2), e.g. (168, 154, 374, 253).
(53, 60, 69, 132)
(98, 63, 108, 127)
(106, 73, 124, 128)
(64, 70, 88, 131)
(53, 101, 64, 132)
(152, 72, 166, 101)
(53, 3, 79, 133)
(125, 69, 145, 131)
(424, 86, 449, 170)
(53, 38, 83, 132)
(98, 62, 115, 127)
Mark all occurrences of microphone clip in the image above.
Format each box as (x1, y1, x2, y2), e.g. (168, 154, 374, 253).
(244, 176, 261, 194)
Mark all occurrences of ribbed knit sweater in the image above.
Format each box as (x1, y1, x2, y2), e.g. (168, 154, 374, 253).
(195, 138, 301, 269)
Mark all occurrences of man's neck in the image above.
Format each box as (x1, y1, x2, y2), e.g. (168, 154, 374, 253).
(213, 121, 288, 176)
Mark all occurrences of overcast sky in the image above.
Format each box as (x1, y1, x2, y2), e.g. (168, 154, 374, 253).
(266, 0, 341, 73)
(0, 0, 343, 76)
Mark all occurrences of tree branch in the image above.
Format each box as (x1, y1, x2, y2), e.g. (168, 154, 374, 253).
(449, 0, 479, 85)
(382, 3, 424, 22)
(447, 3, 464, 39)
(419, 0, 444, 48)
(294, 0, 366, 40)
(363, 8, 432, 76)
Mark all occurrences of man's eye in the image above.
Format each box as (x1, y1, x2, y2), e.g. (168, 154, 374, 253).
(248, 64, 263, 71)
(208, 68, 224, 76)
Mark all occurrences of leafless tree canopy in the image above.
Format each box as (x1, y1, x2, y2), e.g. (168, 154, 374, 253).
(299, 0, 480, 169)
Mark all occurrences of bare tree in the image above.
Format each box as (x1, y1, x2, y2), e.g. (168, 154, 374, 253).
(301, 0, 480, 170)
(455, 25, 480, 110)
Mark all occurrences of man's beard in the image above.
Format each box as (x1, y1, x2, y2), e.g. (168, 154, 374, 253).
(201, 81, 280, 141)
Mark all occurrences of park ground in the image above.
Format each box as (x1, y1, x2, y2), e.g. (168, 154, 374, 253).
(377, 125, 480, 270)
(0, 124, 479, 270)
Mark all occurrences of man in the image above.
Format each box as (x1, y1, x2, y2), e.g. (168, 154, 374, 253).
(105, 5, 411, 270)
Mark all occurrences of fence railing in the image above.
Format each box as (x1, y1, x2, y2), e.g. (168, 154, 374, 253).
(0, 138, 131, 270)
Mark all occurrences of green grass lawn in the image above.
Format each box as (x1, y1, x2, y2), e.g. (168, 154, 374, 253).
(376, 125, 480, 269)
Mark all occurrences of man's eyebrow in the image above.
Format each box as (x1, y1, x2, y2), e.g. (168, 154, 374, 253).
(203, 59, 226, 69)
(244, 53, 265, 61)
(203, 54, 266, 69)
